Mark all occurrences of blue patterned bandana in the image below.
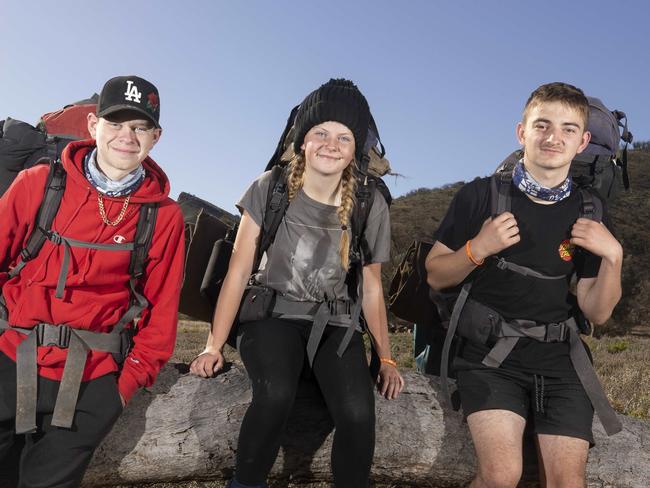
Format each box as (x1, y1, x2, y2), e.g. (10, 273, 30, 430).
(84, 148, 145, 197)
(512, 160, 571, 202)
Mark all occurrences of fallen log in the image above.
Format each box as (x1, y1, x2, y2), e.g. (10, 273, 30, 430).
(83, 364, 650, 487)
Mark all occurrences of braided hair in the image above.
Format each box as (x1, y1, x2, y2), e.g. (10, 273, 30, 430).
(287, 153, 357, 271)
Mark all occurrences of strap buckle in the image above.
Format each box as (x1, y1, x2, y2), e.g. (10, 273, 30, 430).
(544, 322, 567, 342)
(326, 300, 351, 315)
(35, 323, 72, 348)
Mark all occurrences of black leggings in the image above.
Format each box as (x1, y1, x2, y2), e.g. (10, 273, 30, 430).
(235, 318, 375, 487)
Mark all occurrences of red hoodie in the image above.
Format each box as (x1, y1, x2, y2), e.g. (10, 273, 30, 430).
(0, 140, 185, 403)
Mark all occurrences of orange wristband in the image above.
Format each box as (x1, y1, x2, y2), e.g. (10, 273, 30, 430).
(380, 358, 397, 367)
(465, 240, 484, 266)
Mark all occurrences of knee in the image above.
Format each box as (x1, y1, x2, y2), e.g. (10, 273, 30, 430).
(474, 462, 522, 488)
(332, 401, 375, 436)
(250, 379, 295, 418)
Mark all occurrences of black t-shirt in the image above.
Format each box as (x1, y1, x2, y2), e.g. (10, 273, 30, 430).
(434, 177, 603, 376)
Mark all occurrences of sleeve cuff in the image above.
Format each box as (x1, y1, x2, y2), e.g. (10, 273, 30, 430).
(117, 368, 140, 404)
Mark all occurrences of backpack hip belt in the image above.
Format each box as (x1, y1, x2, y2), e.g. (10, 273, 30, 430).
(441, 283, 622, 436)
(0, 319, 125, 435)
(270, 295, 362, 366)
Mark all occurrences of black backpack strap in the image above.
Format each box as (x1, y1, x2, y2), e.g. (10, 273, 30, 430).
(489, 171, 512, 217)
(9, 160, 66, 278)
(335, 174, 384, 362)
(440, 282, 472, 408)
(112, 203, 159, 335)
(351, 174, 377, 265)
(256, 165, 289, 269)
(129, 203, 159, 279)
(578, 189, 603, 222)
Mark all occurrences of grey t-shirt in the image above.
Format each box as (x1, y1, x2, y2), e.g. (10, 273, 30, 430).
(237, 170, 390, 306)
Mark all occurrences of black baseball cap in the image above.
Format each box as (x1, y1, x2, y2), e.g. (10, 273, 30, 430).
(97, 75, 161, 128)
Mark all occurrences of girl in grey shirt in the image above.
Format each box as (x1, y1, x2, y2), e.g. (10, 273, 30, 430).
(191, 79, 403, 488)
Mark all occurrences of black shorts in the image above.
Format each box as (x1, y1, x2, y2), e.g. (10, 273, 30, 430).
(456, 366, 595, 445)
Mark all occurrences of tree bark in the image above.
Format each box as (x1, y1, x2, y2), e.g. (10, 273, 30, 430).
(83, 364, 650, 487)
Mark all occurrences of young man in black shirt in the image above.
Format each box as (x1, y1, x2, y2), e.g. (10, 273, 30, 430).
(426, 82, 622, 488)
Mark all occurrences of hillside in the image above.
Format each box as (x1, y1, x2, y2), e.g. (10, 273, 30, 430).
(387, 149, 650, 335)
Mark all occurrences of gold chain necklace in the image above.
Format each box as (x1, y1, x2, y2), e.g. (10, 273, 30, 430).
(97, 193, 130, 226)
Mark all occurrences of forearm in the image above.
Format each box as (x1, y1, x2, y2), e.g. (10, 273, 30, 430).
(579, 256, 623, 325)
(425, 241, 479, 290)
(205, 268, 250, 350)
(361, 289, 391, 359)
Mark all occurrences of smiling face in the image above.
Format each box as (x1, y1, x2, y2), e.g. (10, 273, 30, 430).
(516, 100, 590, 181)
(301, 121, 355, 178)
(87, 110, 161, 180)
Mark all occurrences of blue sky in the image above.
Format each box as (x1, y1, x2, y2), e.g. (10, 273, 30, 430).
(1, 1, 648, 213)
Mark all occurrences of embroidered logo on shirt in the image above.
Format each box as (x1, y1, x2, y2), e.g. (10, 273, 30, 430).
(124, 80, 142, 103)
(113, 235, 127, 244)
(558, 239, 575, 262)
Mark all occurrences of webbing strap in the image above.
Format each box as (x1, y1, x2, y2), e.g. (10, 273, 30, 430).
(306, 302, 333, 366)
(51, 334, 89, 428)
(567, 325, 622, 435)
(337, 295, 363, 358)
(578, 189, 603, 222)
(271, 296, 357, 365)
(1, 320, 122, 433)
(49, 232, 134, 299)
(495, 258, 566, 280)
(481, 337, 519, 368)
(481, 318, 572, 368)
(440, 283, 471, 408)
(15, 331, 38, 434)
(7, 260, 26, 279)
(490, 172, 512, 217)
(112, 279, 149, 335)
(257, 166, 288, 268)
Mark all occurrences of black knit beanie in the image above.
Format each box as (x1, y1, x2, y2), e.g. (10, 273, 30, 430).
(292, 79, 370, 162)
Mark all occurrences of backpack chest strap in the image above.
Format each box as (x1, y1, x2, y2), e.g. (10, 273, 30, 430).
(9, 231, 135, 299)
(0, 320, 122, 434)
(494, 258, 566, 280)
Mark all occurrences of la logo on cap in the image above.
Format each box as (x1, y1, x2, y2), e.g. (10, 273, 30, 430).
(124, 80, 142, 103)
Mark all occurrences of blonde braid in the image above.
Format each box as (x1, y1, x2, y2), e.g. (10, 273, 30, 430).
(287, 153, 306, 202)
(337, 161, 357, 271)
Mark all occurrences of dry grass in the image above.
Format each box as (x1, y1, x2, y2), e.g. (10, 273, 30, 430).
(586, 335, 650, 419)
(175, 321, 650, 421)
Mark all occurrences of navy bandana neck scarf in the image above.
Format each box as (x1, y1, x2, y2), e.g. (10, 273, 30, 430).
(512, 159, 571, 202)
(84, 148, 145, 197)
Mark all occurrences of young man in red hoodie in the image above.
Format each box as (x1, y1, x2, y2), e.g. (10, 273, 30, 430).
(0, 76, 185, 487)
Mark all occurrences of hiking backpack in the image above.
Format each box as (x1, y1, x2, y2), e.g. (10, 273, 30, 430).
(192, 104, 394, 355)
(0, 95, 97, 197)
